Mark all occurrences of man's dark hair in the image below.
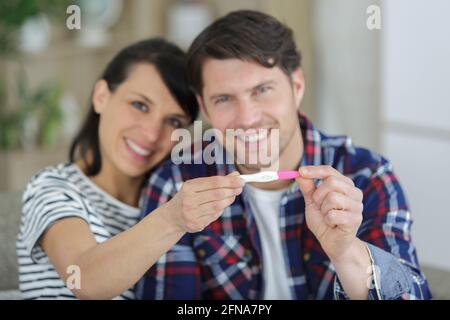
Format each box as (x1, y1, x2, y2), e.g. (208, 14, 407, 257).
(186, 10, 302, 96)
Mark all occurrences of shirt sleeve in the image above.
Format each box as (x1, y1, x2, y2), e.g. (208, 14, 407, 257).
(333, 157, 432, 300)
(18, 172, 89, 264)
(136, 161, 203, 300)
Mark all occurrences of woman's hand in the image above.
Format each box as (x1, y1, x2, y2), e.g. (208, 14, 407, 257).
(161, 172, 245, 233)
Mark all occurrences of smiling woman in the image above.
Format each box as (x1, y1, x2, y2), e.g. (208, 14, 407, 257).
(15, 38, 200, 300)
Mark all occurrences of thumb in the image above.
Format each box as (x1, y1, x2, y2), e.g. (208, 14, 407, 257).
(296, 173, 316, 205)
(227, 171, 240, 177)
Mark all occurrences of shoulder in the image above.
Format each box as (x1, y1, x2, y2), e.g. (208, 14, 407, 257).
(26, 162, 81, 186)
(320, 132, 394, 185)
(23, 162, 85, 205)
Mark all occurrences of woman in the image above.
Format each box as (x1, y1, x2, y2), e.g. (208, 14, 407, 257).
(16, 38, 244, 300)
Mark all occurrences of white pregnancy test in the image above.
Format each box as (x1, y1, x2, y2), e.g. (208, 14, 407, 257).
(239, 171, 300, 183)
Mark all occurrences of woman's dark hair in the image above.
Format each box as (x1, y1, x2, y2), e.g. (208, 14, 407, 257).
(69, 38, 198, 176)
(186, 10, 302, 96)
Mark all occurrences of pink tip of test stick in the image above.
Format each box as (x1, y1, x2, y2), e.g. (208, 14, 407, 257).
(277, 171, 301, 180)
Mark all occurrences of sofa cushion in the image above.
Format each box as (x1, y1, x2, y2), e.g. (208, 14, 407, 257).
(0, 192, 22, 291)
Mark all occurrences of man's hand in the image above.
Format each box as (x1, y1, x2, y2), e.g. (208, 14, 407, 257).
(296, 165, 364, 261)
(162, 172, 244, 233)
(296, 165, 372, 299)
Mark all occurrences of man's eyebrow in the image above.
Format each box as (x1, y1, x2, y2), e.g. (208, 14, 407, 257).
(131, 92, 154, 104)
(248, 80, 277, 92)
(208, 80, 277, 101)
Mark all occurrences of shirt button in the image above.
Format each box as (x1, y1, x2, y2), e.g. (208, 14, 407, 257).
(303, 253, 310, 261)
(197, 249, 206, 258)
(244, 249, 252, 258)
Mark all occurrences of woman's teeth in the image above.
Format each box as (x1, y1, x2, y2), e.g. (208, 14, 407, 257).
(125, 138, 151, 157)
(237, 130, 269, 143)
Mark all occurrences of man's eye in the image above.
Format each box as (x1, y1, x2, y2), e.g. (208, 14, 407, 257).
(214, 96, 229, 105)
(257, 85, 272, 95)
(131, 101, 148, 112)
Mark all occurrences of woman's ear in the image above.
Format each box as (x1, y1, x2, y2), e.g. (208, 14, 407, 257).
(92, 80, 111, 114)
(291, 68, 305, 110)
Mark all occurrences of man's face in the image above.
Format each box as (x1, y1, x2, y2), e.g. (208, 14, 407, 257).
(198, 58, 305, 172)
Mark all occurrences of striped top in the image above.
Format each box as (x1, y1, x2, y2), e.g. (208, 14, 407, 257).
(16, 163, 141, 299)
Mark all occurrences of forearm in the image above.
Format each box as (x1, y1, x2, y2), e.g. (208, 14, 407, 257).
(329, 238, 372, 300)
(73, 205, 184, 299)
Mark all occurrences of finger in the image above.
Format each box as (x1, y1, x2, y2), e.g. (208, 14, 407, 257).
(324, 210, 362, 229)
(323, 210, 351, 227)
(191, 187, 243, 205)
(313, 176, 363, 205)
(296, 176, 316, 204)
(299, 166, 353, 185)
(185, 174, 245, 192)
(186, 214, 218, 233)
(197, 195, 237, 217)
(321, 192, 363, 216)
(320, 192, 347, 213)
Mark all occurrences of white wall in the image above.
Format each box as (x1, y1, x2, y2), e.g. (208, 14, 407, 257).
(313, 0, 381, 152)
(381, 0, 450, 270)
(314, 0, 450, 271)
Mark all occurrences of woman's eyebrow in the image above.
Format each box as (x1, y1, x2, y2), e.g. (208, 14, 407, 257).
(131, 91, 154, 104)
(169, 113, 190, 120)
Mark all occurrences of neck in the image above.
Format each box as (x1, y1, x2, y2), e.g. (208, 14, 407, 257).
(76, 159, 144, 207)
(237, 123, 303, 190)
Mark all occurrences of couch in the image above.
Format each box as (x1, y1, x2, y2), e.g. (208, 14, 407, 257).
(1, 191, 449, 300)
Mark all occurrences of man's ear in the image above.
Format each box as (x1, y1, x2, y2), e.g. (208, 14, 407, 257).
(291, 68, 305, 110)
(92, 80, 111, 114)
(196, 94, 211, 122)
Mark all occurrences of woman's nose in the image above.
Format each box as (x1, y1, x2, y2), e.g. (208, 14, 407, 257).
(140, 117, 162, 143)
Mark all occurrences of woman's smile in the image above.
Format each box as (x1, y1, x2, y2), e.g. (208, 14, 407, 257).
(123, 137, 153, 163)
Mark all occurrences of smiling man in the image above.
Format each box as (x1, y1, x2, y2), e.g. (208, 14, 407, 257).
(137, 10, 431, 300)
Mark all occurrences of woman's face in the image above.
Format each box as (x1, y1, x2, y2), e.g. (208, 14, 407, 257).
(93, 63, 190, 178)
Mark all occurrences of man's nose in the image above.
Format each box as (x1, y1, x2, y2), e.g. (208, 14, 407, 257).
(235, 99, 262, 129)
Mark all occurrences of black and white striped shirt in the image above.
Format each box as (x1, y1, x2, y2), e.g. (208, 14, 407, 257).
(16, 163, 141, 299)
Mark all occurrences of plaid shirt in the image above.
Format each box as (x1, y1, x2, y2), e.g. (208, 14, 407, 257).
(137, 114, 431, 300)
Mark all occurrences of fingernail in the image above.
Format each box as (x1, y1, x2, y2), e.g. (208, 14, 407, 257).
(300, 167, 307, 175)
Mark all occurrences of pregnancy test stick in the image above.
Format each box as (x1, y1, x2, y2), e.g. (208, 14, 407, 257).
(239, 171, 300, 183)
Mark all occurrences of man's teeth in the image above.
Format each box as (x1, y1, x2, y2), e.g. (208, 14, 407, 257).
(238, 130, 269, 143)
(125, 139, 151, 157)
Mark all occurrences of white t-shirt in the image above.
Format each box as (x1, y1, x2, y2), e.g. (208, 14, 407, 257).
(244, 184, 292, 300)
(16, 163, 141, 299)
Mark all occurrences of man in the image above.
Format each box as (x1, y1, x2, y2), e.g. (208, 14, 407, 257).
(137, 10, 431, 300)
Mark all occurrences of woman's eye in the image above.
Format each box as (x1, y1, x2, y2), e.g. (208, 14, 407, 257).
(131, 101, 148, 112)
(167, 118, 182, 129)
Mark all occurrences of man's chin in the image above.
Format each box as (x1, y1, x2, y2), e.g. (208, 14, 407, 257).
(234, 156, 280, 172)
